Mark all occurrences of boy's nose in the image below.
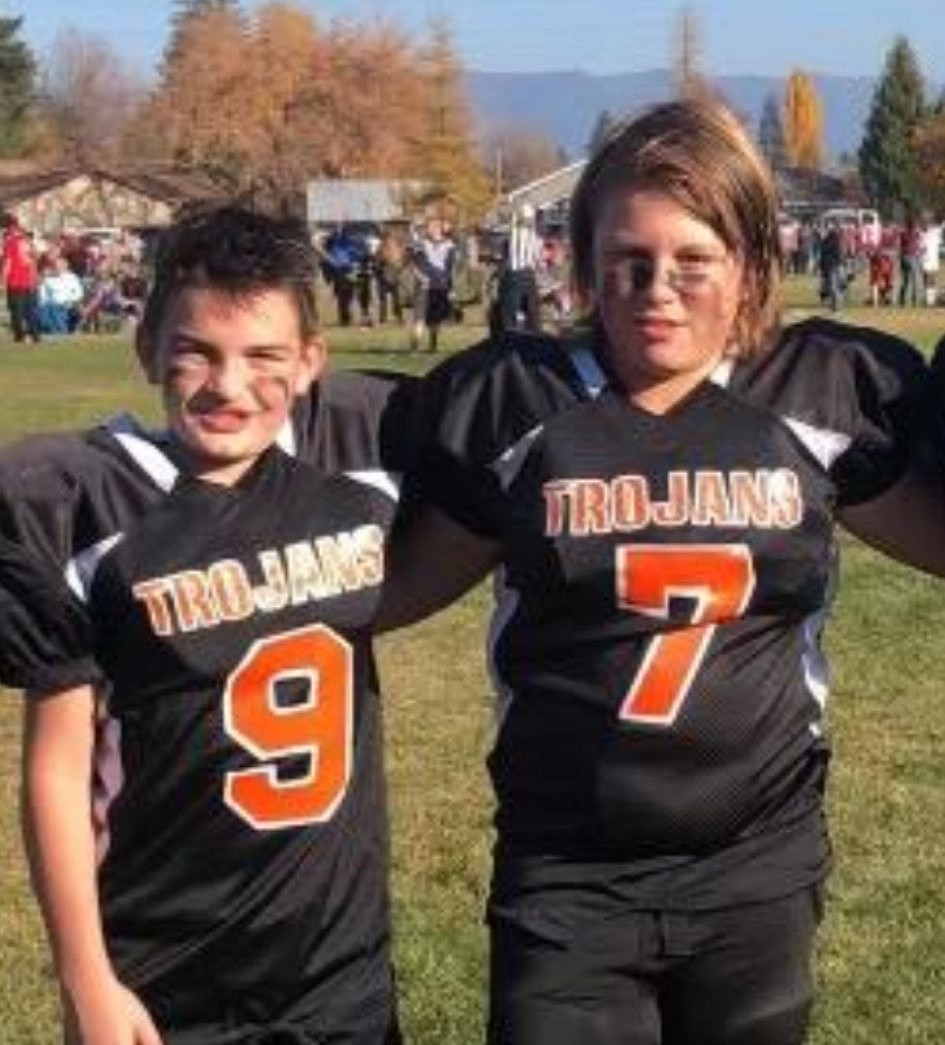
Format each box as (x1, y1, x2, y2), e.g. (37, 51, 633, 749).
(206, 359, 248, 398)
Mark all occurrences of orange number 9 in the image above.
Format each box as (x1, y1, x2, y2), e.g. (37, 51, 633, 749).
(223, 623, 353, 830)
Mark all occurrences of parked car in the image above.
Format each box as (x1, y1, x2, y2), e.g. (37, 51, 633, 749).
(818, 207, 882, 252)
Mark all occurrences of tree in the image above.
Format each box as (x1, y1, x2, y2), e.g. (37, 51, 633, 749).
(912, 111, 945, 216)
(858, 35, 927, 217)
(141, 2, 429, 212)
(408, 18, 490, 221)
(673, 6, 709, 99)
(587, 109, 618, 155)
(38, 29, 145, 166)
(0, 17, 38, 156)
(148, 3, 253, 187)
(303, 17, 424, 181)
(237, 3, 326, 208)
(482, 126, 566, 192)
(783, 70, 824, 169)
(163, 0, 244, 70)
(757, 91, 788, 171)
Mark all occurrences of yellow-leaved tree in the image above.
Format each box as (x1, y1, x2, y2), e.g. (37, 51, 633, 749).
(784, 70, 824, 169)
(408, 17, 491, 223)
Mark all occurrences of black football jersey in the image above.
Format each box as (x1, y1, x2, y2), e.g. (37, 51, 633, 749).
(0, 370, 412, 1026)
(0, 532, 101, 692)
(415, 318, 936, 912)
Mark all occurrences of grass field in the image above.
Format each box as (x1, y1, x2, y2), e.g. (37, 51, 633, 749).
(0, 282, 943, 1043)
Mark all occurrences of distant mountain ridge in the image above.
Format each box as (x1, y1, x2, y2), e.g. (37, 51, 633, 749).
(465, 69, 880, 164)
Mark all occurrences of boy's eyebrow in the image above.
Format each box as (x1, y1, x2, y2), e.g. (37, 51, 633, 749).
(169, 332, 296, 354)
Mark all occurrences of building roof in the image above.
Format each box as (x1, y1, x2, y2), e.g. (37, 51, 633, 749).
(505, 160, 587, 214)
(777, 166, 860, 211)
(0, 165, 225, 212)
(502, 159, 859, 220)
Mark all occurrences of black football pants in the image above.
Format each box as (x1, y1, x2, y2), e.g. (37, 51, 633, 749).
(140, 989, 401, 1045)
(496, 270, 541, 334)
(6, 287, 41, 341)
(488, 887, 822, 1045)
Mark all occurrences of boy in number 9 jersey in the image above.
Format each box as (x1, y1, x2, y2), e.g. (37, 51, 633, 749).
(0, 207, 410, 1044)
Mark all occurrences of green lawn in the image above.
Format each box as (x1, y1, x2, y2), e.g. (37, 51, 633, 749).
(0, 288, 944, 1043)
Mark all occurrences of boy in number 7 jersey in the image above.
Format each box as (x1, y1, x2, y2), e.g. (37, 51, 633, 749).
(0, 207, 406, 1044)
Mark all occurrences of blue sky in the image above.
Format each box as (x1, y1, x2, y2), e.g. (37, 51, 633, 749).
(9, 0, 945, 83)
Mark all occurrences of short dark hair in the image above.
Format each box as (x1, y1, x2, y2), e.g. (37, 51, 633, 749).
(141, 205, 319, 343)
(569, 97, 782, 355)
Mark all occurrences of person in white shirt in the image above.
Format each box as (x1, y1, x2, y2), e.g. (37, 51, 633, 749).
(919, 217, 942, 307)
(38, 255, 85, 334)
(408, 217, 456, 352)
(495, 203, 544, 334)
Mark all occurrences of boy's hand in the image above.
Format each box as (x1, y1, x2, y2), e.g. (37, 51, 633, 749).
(63, 978, 163, 1045)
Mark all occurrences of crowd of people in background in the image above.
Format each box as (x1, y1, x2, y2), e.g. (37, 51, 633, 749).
(1, 213, 148, 343)
(778, 210, 945, 312)
(4, 205, 580, 350)
(8, 199, 938, 348)
(314, 209, 575, 349)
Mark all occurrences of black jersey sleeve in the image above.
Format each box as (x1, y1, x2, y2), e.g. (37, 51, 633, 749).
(745, 319, 940, 507)
(0, 532, 101, 692)
(928, 333, 945, 419)
(291, 369, 420, 474)
(821, 322, 939, 506)
(0, 433, 116, 692)
(411, 333, 587, 538)
(0, 433, 91, 569)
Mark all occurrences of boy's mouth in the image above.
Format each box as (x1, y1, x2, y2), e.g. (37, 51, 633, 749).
(193, 408, 252, 434)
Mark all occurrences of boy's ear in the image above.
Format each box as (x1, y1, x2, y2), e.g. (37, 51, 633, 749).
(296, 334, 328, 395)
(134, 325, 160, 385)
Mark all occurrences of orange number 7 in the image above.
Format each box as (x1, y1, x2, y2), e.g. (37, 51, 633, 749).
(615, 544, 755, 726)
(223, 623, 352, 830)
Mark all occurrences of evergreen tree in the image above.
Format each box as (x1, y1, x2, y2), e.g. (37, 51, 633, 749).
(674, 6, 701, 98)
(858, 35, 927, 217)
(587, 109, 618, 156)
(758, 92, 788, 170)
(0, 17, 37, 157)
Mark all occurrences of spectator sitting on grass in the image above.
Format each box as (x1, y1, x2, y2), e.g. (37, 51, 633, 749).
(37, 256, 84, 334)
(80, 267, 140, 333)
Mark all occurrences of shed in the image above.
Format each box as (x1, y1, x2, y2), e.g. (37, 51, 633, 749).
(305, 179, 424, 227)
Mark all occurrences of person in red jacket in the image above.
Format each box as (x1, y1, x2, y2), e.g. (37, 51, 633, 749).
(1, 212, 41, 343)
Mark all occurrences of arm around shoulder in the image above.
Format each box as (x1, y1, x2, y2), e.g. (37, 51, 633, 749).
(839, 457, 945, 578)
(376, 506, 500, 631)
(23, 687, 162, 1045)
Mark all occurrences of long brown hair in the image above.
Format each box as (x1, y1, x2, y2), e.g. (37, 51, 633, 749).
(569, 96, 782, 355)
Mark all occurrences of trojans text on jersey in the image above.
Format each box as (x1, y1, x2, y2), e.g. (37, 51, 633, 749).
(543, 468, 804, 537)
(132, 523, 385, 637)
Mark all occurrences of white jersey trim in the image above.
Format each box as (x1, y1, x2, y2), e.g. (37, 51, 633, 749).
(66, 534, 124, 602)
(276, 417, 296, 456)
(783, 416, 852, 470)
(487, 564, 522, 732)
(106, 414, 179, 492)
(491, 425, 543, 492)
(802, 604, 831, 705)
(710, 357, 736, 387)
(105, 415, 298, 491)
(344, 468, 401, 502)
